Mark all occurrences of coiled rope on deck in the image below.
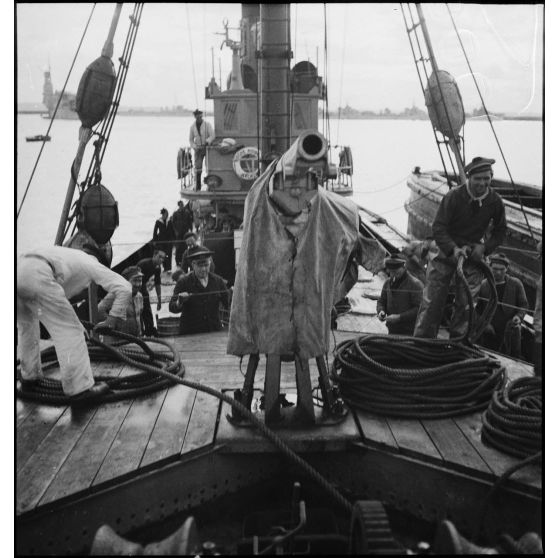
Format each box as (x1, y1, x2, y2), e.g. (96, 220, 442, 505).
(16, 332, 185, 405)
(333, 256, 503, 418)
(481, 376, 542, 459)
(333, 335, 504, 419)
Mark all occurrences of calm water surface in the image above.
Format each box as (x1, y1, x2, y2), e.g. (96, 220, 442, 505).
(17, 114, 542, 264)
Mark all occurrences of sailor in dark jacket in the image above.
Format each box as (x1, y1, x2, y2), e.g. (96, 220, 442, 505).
(152, 208, 174, 271)
(377, 254, 424, 335)
(169, 246, 230, 334)
(414, 156, 507, 339)
(476, 253, 528, 357)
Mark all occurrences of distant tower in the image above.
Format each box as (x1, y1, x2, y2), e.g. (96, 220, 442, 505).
(42, 69, 55, 112)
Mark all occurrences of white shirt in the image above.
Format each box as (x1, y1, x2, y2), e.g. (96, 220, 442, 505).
(189, 120, 215, 149)
(22, 246, 132, 320)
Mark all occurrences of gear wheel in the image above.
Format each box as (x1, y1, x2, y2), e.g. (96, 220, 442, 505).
(349, 500, 402, 555)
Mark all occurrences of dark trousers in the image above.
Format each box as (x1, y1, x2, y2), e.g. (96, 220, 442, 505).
(141, 288, 156, 334)
(155, 242, 173, 270)
(194, 148, 206, 191)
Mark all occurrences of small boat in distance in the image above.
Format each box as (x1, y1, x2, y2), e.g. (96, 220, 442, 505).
(25, 134, 51, 142)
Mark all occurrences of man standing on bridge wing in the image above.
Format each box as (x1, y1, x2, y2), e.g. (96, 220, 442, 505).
(414, 156, 507, 339)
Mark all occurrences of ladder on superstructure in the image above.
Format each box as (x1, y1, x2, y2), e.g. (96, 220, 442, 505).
(401, 3, 466, 187)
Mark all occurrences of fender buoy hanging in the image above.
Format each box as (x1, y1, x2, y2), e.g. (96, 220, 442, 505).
(77, 183, 119, 244)
(177, 148, 192, 179)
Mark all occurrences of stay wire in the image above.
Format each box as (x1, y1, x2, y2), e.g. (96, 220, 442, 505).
(17, 3, 96, 219)
(446, 4, 536, 241)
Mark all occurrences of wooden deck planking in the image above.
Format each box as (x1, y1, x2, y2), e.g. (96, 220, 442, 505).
(386, 418, 442, 460)
(17, 404, 67, 473)
(16, 399, 37, 428)
(181, 390, 220, 454)
(141, 384, 197, 467)
(93, 380, 168, 486)
(421, 418, 491, 473)
(454, 412, 541, 489)
(16, 406, 96, 514)
(39, 362, 130, 505)
(355, 412, 398, 449)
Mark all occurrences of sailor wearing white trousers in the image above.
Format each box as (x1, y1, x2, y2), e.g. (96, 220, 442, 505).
(17, 246, 131, 397)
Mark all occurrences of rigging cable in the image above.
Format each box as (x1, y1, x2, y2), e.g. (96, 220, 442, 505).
(446, 3, 536, 241)
(17, 4, 96, 219)
(65, 3, 144, 242)
(321, 4, 331, 145)
(335, 4, 348, 146)
(185, 3, 198, 109)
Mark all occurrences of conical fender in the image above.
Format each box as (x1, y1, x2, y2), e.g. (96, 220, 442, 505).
(424, 70, 465, 139)
(143, 517, 200, 555)
(90, 524, 143, 555)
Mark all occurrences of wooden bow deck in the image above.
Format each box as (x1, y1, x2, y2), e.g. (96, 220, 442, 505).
(16, 325, 541, 555)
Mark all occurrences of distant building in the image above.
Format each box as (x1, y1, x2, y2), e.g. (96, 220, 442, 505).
(42, 69, 78, 120)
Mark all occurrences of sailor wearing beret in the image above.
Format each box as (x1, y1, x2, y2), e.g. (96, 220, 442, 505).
(414, 156, 507, 339)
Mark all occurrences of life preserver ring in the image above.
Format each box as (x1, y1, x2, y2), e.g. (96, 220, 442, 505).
(339, 146, 353, 176)
(232, 146, 260, 180)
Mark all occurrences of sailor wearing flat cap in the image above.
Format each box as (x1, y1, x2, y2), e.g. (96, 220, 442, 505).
(98, 265, 144, 338)
(169, 245, 230, 334)
(189, 109, 215, 191)
(476, 252, 528, 357)
(375, 254, 424, 335)
(414, 155, 507, 339)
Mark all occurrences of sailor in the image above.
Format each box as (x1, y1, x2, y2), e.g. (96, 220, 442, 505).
(152, 208, 174, 271)
(98, 265, 144, 338)
(180, 231, 200, 273)
(377, 254, 424, 335)
(171, 200, 193, 267)
(476, 253, 528, 357)
(414, 156, 507, 339)
(189, 109, 215, 191)
(137, 250, 166, 336)
(400, 237, 438, 284)
(169, 246, 230, 334)
(17, 246, 131, 403)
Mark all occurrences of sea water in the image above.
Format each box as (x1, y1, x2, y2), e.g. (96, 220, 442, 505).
(16, 114, 542, 264)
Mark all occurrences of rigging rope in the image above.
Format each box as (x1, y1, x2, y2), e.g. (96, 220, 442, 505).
(445, 4, 536, 242)
(65, 3, 144, 241)
(335, 4, 348, 146)
(321, 4, 331, 145)
(17, 4, 96, 219)
(185, 3, 198, 109)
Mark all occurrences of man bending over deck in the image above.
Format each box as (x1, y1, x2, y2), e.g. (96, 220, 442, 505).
(137, 250, 166, 336)
(169, 246, 230, 334)
(17, 246, 131, 403)
(414, 156, 507, 339)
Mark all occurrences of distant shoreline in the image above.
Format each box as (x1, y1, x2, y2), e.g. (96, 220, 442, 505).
(17, 109, 541, 122)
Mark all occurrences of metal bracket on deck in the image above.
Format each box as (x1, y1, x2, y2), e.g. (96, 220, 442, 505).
(228, 352, 347, 428)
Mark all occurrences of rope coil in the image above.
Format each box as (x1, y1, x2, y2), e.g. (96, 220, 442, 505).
(481, 376, 542, 459)
(333, 334, 505, 419)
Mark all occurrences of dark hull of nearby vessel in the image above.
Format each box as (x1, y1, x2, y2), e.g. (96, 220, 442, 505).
(405, 171, 542, 306)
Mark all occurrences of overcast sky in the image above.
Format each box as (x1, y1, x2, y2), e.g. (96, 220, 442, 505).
(16, 3, 543, 115)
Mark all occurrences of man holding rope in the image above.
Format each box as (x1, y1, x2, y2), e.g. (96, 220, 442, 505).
(414, 156, 507, 339)
(169, 246, 230, 334)
(17, 246, 131, 404)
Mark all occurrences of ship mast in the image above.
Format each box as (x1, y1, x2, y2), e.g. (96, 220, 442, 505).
(415, 4, 466, 183)
(259, 4, 291, 168)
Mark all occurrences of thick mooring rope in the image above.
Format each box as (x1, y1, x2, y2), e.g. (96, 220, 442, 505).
(16, 333, 184, 405)
(481, 376, 542, 459)
(333, 256, 503, 419)
(333, 334, 505, 419)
